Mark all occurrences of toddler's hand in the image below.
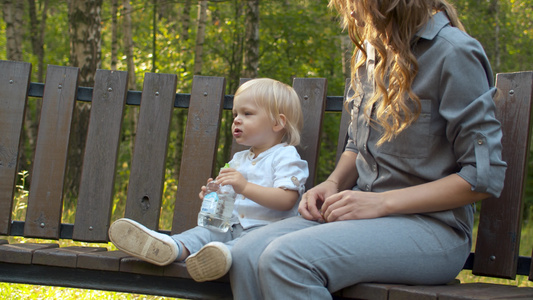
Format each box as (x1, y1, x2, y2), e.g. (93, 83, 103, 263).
(198, 178, 214, 200)
(216, 168, 247, 194)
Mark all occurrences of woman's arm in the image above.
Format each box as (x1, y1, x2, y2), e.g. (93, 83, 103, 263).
(321, 173, 489, 222)
(299, 151, 359, 221)
(325, 151, 360, 191)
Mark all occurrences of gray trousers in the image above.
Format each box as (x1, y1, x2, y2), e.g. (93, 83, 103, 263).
(230, 215, 471, 300)
(171, 224, 261, 256)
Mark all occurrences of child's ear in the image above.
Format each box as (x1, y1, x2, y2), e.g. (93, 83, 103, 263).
(273, 114, 287, 132)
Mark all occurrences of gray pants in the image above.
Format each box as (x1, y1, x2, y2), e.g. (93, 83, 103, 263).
(230, 215, 471, 300)
(171, 224, 260, 256)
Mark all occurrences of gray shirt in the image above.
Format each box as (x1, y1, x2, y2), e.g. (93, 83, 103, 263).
(345, 12, 507, 235)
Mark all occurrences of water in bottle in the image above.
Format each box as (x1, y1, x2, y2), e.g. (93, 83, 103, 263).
(197, 180, 236, 232)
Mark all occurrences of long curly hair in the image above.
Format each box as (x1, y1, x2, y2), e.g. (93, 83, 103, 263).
(329, 0, 464, 145)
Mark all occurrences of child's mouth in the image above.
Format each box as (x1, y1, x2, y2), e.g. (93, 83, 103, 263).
(233, 128, 243, 137)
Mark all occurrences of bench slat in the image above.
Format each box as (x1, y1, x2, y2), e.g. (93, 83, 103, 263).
(293, 78, 327, 189)
(172, 76, 226, 234)
(473, 71, 533, 279)
(0, 61, 31, 235)
(124, 72, 178, 229)
(32, 246, 107, 268)
(336, 78, 351, 164)
(24, 65, 79, 239)
(335, 282, 401, 300)
(73, 69, 129, 242)
(77, 250, 129, 271)
(0, 243, 58, 264)
(387, 282, 533, 300)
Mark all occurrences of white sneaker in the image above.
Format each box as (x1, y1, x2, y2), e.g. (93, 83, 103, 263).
(186, 242, 232, 282)
(108, 218, 179, 266)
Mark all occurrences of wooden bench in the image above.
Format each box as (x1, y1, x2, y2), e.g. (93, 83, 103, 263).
(0, 59, 532, 299)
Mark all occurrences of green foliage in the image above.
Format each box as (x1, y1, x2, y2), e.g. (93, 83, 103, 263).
(0, 20, 5, 60)
(452, 0, 533, 74)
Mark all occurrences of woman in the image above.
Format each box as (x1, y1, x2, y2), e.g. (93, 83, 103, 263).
(229, 0, 507, 299)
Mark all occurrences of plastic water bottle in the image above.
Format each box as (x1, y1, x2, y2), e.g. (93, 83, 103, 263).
(197, 169, 236, 232)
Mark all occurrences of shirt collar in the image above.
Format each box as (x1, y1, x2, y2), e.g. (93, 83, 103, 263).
(247, 143, 286, 159)
(415, 11, 450, 40)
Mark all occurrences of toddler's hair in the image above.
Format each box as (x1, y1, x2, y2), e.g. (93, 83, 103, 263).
(234, 78, 303, 146)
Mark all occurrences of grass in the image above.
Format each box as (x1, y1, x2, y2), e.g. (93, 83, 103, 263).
(0, 283, 175, 300)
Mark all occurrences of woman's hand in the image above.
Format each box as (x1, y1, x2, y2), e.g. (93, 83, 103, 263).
(298, 180, 338, 222)
(321, 190, 388, 222)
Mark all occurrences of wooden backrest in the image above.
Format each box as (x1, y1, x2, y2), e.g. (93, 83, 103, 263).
(3, 59, 532, 282)
(293, 78, 327, 190)
(72, 70, 129, 242)
(24, 65, 79, 239)
(124, 73, 178, 229)
(0, 61, 31, 235)
(1, 63, 331, 240)
(172, 76, 226, 234)
(473, 71, 533, 279)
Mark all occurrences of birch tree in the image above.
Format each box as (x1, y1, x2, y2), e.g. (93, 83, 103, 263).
(193, 0, 208, 75)
(242, 0, 259, 79)
(123, 0, 136, 89)
(28, 0, 49, 82)
(2, 0, 24, 61)
(111, 0, 119, 70)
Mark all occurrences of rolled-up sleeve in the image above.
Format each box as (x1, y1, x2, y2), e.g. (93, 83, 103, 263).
(438, 35, 507, 197)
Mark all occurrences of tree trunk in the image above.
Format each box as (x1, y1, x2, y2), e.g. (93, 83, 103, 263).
(180, 0, 192, 42)
(3, 0, 24, 62)
(5, 0, 28, 179)
(66, 0, 103, 204)
(193, 0, 208, 75)
(28, 0, 49, 82)
(341, 34, 352, 80)
(492, 0, 501, 72)
(173, 0, 192, 178)
(111, 0, 118, 70)
(151, 0, 157, 72)
(242, 0, 259, 79)
(23, 0, 48, 182)
(122, 0, 138, 190)
(123, 0, 136, 89)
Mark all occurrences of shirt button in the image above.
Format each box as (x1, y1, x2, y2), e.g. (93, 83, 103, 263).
(365, 184, 370, 191)
(252, 161, 257, 165)
(477, 139, 483, 145)
(240, 214, 245, 218)
(363, 144, 367, 151)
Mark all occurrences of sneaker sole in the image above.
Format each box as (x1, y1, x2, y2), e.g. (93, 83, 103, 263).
(108, 219, 177, 266)
(186, 242, 232, 282)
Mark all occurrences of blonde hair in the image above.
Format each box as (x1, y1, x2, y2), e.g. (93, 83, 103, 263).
(234, 78, 303, 146)
(329, 0, 464, 145)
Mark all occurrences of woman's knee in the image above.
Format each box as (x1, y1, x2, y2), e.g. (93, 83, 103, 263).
(257, 235, 303, 278)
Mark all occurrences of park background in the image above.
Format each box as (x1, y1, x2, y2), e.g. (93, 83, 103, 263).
(0, 0, 532, 298)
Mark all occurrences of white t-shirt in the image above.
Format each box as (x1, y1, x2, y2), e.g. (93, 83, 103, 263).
(228, 143, 309, 229)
